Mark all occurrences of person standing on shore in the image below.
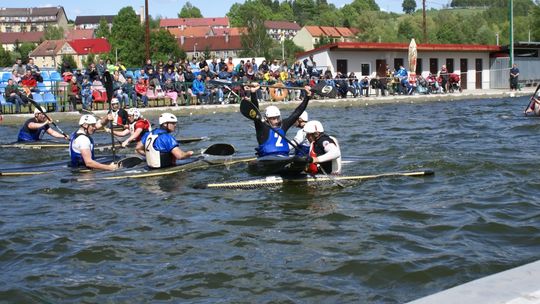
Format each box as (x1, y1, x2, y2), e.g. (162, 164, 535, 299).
(510, 64, 520, 91)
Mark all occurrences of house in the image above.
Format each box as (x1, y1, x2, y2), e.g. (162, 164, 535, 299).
(0, 6, 68, 33)
(0, 31, 45, 51)
(64, 29, 94, 40)
(212, 27, 247, 37)
(160, 17, 229, 29)
(74, 15, 115, 30)
(264, 21, 301, 41)
(167, 26, 212, 39)
(292, 26, 356, 51)
(178, 35, 242, 59)
(30, 38, 111, 69)
(296, 42, 501, 90)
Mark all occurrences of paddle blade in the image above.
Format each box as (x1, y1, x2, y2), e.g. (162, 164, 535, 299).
(117, 157, 144, 169)
(202, 143, 236, 156)
(313, 82, 337, 98)
(240, 99, 262, 121)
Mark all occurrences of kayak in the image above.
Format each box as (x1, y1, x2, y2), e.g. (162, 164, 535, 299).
(0, 137, 208, 150)
(197, 170, 435, 189)
(247, 155, 309, 176)
(0, 155, 119, 177)
(61, 154, 256, 183)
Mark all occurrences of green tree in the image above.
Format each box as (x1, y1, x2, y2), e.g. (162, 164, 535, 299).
(14, 41, 36, 62)
(314, 34, 332, 48)
(178, 48, 187, 61)
(150, 29, 182, 62)
(531, 5, 540, 41)
(43, 26, 64, 40)
(0, 47, 12, 67)
(84, 53, 96, 68)
(59, 54, 77, 70)
(110, 7, 145, 67)
(95, 17, 110, 39)
(203, 46, 211, 59)
(227, 1, 272, 27)
(402, 0, 417, 14)
(178, 1, 203, 18)
(240, 14, 273, 58)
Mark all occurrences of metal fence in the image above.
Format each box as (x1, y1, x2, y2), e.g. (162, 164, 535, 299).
(490, 57, 540, 89)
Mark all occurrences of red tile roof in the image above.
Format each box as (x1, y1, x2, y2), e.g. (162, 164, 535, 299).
(305, 26, 324, 37)
(160, 17, 229, 28)
(306, 26, 355, 38)
(264, 21, 301, 31)
(0, 31, 45, 44)
(65, 29, 95, 40)
(212, 27, 247, 36)
(178, 35, 242, 51)
(168, 27, 212, 38)
(297, 42, 501, 58)
(68, 38, 111, 54)
(29, 39, 68, 57)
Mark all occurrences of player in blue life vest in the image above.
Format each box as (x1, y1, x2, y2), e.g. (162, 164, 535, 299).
(69, 114, 117, 170)
(246, 83, 311, 157)
(136, 113, 193, 169)
(17, 108, 69, 142)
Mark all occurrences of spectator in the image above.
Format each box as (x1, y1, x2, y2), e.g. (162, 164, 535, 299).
(86, 63, 99, 81)
(191, 74, 206, 104)
(21, 70, 37, 93)
(359, 76, 370, 97)
(218, 58, 227, 73)
(80, 77, 93, 110)
(226, 57, 234, 73)
(12, 58, 26, 76)
(135, 78, 149, 107)
(116, 60, 127, 77)
(113, 73, 128, 108)
(121, 77, 137, 108)
(251, 58, 258, 73)
(67, 77, 81, 111)
(199, 57, 208, 70)
(96, 59, 106, 79)
(163, 78, 179, 106)
(5, 79, 25, 113)
(438, 64, 449, 93)
(11, 70, 22, 83)
(61, 60, 73, 80)
(510, 63, 519, 91)
(143, 59, 154, 74)
(26, 58, 42, 82)
(163, 59, 175, 73)
(163, 67, 176, 82)
(106, 59, 116, 74)
(259, 60, 269, 73)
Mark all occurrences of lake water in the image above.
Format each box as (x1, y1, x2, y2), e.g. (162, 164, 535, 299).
(1, 97, 539, 303)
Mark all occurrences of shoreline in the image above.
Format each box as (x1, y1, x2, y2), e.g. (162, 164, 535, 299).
(0, 88, 532, 126)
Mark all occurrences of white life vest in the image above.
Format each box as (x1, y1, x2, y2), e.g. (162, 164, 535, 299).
(144, 132, 163, 169)
(330, 136, 342, 174)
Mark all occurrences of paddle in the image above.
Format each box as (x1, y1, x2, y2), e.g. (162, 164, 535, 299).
(525, 82, 540, 115)
(240, 98, 344, 188)
(117, 156, 144, 169)
(26, 96, 69, 139)
(103, 71, 116, 160)
(210, 79, 336, 98)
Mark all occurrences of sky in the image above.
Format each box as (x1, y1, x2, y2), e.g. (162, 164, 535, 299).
(5, 0, 446, 20)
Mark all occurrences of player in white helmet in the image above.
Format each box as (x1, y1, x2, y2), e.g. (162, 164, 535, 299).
(17, 107, 69, 142)
(136, 113, 193, 169)
(289, 111, 310, 156)
(69, 114, 117, 171)
(245, 83, 312, 157)
(113, 108, 152, 148)
(303, 120, 341, 175)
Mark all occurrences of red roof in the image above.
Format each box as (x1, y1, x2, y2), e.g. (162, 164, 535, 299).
(264, 21, 301, 31)
(178, 35, 242, 52)
(212, 27, 247, 36)
(304, 26, 355, 38)
(68, 38, 111, 54)
(29, 40, 68, 57)
(168, 27, 212, 38)
(0, 31, 45, 44)
(160, 17, 229, 28)
(297, 42, 501, 57)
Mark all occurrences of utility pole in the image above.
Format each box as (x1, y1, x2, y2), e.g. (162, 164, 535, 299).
(509, 0, 514, 66)
(145, 0, 150, 61)
(422, 0, 427, 43)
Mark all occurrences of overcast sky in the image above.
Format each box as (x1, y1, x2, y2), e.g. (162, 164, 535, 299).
(5, 0, 446, 19)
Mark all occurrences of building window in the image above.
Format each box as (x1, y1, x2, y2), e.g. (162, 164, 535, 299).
(416, 58, 422, 75)
(446, 58, 454, 73)
(429, 58, 438, 74)
(361, 64, 370, 76)
(5, 27, 11, 32)
(394, 58, 404, 70)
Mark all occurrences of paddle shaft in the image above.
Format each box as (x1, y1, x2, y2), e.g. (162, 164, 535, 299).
(103, 71, 117, 160)
(525, 83, 540, 114)
(26, 97, 69, 138)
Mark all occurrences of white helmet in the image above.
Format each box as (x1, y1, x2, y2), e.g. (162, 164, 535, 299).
(265, 105, 281, 118)
(303, 120, 324, 133)
(299, 111, 308, 122)
(159, 113, 178, 125)
(79, 114, 97, 126)
(34, 107, 46, 115)
(111, 98, 119, 104)
(127, 108, 141, 120)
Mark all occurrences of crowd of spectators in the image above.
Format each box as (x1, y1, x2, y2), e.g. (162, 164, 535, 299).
(2, 55, 463, 114)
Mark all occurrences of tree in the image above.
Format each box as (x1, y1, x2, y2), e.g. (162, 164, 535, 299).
(44, 26, 64, 40)
(402, 0, 417, 14)
(95, 17, 110, 39)
(150, 29, 182, 62)
(178, 1, 203, 18)
(0, 47, 12, 67)
(240, 14, 273, 58)
(203, 46, 211, 59)
(84, 53, 96, 68)
(314, 34, 332, 48)
(227, 1, 272, 27)
(110, 7, 145, 67)
(59, 54, 77, 70)
(14, 41, 36, 62)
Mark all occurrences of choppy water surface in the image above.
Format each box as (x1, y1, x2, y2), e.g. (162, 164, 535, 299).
(1, 97, 539, 303)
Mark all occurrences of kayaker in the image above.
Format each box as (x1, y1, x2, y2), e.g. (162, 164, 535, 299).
(109, 98, 128, 128)
(304, 120, 342, 175)
(136, 113, 194, 169)
(69, 114, 118, 171)
(290, 111, 310, 156)
(246, 83, 311, 157)
(112, 108, 152, 148)
(17, 108, 69, 142)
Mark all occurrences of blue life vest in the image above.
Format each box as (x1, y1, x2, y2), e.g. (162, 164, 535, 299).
(69, 132, 95, 167)
(141, 128, 179, 169)
(17, 118, 49, 142)
(257, 128, 290, 157)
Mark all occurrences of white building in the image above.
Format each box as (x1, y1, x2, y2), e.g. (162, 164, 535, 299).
(296, 42, 501, 90)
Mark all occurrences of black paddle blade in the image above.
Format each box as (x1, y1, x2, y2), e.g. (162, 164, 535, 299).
(209, 79, 233, 87)
(240, 99, 262, 121)
(103, 71, 114, 102)
(314, 82, 337, 98)
(203, 143, 236, 156)
(117, 157, 144, 169)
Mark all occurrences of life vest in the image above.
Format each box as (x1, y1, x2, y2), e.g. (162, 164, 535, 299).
(144, 129, 176, 169)
(257, 127, 290, 157)
(293, 129, 310, 156)
(17, 118, 49, 142)
(129, 119, 151, 142)
(69, 132, 95, 167)
(306, 134, 341, 175)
